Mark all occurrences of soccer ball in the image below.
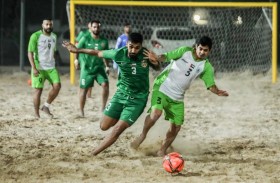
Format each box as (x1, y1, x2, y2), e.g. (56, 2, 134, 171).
(162, 152, 184, 173)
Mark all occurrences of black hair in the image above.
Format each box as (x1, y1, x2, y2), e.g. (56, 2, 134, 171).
(128, 32, 143, 44)
(91, 20, 101, 26)
(196, 36, 212, 50)
(42, 18, 52, 22)
(124, 22, 131, 27)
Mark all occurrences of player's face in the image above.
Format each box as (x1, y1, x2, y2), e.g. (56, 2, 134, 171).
(127, 41, 142, 59)
(195, 44, 210, 59)
(91, 22, 100, 36)
(124, 25, 131, 34)
(42, 20, 53, 34)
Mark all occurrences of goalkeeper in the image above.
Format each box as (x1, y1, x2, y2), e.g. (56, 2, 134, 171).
(131, 36, 229, 156)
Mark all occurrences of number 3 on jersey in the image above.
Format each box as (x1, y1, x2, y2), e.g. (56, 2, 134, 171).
(132, 66, 136, 74)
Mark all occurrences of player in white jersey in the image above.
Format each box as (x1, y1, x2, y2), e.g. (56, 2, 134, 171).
(131, 36, 229, 156)
(27, 18, 61, 118)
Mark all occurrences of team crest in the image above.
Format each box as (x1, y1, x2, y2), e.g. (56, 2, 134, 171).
(101, 42, 106, 49)
(141, 60, 148, 68)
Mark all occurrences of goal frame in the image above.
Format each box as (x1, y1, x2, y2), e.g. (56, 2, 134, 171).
(68, 0, 278, 84)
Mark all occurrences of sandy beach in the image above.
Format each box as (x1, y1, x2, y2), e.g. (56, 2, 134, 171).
(0, 68, 280, 183)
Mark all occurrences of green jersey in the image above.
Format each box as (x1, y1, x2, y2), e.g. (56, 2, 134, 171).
(102, 47, 152, 98)
(75, 29, 90, 43)
(28, 30, 57, 70)
(77, 34, 109, 72)
(154, 46, 215, 101)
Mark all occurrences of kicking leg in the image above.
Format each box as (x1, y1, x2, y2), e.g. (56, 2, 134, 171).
(130, 108, 162, 149)
(157, 123, 181, 157)
(92, 120, 129, 156)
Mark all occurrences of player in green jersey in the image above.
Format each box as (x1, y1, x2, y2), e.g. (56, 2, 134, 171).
(62, 32, 161, 155)
(131, 36, 229, 156)
(75, 20, 110, 117)
(27, 18, 61, 118)
(74, 21, 91, 70)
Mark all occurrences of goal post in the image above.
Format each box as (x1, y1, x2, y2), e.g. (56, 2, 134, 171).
(68, 0, 278, 84)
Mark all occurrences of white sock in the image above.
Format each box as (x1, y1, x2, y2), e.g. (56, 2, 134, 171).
(44, 102, 50, 108)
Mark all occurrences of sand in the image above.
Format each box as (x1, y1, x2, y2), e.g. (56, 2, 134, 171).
(0, 68, 280, 183)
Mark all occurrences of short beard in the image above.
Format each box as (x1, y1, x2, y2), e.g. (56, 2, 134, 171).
(44, 28, 53, 34)
(129, 54, 137, 60)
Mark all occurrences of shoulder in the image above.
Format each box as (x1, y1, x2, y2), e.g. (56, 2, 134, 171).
(100, 36, 108, 42)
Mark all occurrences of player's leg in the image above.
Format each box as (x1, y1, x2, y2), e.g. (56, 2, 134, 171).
(130, 108, 162, 149)
(157, 124, 181, 157)
(79, 87, 89, 117)
(42, 69, 61, 116)
(86, 87, 92, 98)
(31, 69, 45, 118)
(92, 93, 147, 156)
(92, 120, 130, 156)
(96, 69, 109, 112)
(131, 90, 164, 149)
(34, 88, 43, 118)
(101, 92, 124, 130)
(157, 99, 184, 156)
(79, 72, 94, 117)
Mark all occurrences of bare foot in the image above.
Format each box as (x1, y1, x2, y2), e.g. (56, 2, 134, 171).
(35, 113, 40, 118)
(157, 150, 166, 157)
(130, 137, 143, 150)
(80, 110, 85, 118)
(41, 105, 53, 117)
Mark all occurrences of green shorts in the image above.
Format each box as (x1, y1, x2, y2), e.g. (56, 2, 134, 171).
(80, 67, 108, 88)
(31, 68, 60, 89)
(150, 89, 184, 125)
(104, 90, 148, 126)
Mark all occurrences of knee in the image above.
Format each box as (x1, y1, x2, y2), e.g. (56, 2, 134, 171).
(53, 83, 61, 91)
(100, 123, 110, 131)
(150, 109, 162, 121)
(102, 83, 109, 90)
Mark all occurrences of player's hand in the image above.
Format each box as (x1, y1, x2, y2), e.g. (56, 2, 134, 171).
(105, 66, 110, 75)
(33, 68, 39, 77)
(143, 49, 159, 65)
(74, 59, 80, 70)
(62, 41, 78, 53)
(217, 90, 229, 96)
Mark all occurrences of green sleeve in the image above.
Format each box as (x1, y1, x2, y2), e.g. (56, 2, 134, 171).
(200, 61, 215, 89)
(77, 36, 86, 48)
(102, 49, 118, 60)
(76, 32, 84, 42)
(163, 46, 192, 62)
(28, 33, 38, 52)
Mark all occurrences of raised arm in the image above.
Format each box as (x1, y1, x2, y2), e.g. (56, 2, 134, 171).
(62, 41, 103, 57)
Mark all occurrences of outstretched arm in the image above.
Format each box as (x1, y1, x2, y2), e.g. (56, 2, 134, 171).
(62, 41, 103, 57)
(209, 85, 229, 96)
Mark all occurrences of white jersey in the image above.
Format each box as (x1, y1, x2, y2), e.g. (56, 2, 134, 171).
(154, 46, 215, 101)
(28, 30, 57, 70)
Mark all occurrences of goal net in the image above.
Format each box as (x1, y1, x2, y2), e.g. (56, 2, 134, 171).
(67, 1, 277, 83)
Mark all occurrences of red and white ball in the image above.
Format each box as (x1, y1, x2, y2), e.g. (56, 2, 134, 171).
(162, 152, 184, 173)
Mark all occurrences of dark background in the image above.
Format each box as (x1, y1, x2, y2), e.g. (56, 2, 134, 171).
(0, 0, 278, 68)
